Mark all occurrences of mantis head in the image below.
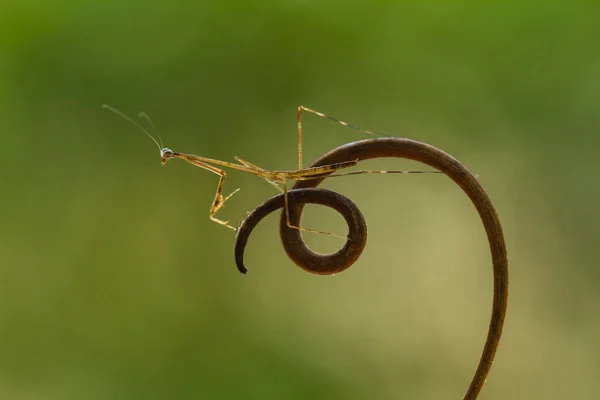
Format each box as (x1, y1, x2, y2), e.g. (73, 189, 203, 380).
(160, 148, 174, 165)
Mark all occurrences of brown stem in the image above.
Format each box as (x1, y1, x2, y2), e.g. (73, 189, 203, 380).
(235, 137, 508, 399)
(235, 188, 367, 274)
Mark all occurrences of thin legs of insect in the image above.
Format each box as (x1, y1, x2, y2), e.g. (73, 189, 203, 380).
(282, 180, 348, 240)
(209, 172, 241, 231)
(296, 106, 442, 177)
(299, 106, 382, 137)
(265, 179, 284, 193)
(297, 105, 382, 170)
(234, 157, 283, 193)
(234, 156, 262, 170)
(181, 157, 241, 231)
(326, 169, 443, 178)
(297, 107, 303, 170)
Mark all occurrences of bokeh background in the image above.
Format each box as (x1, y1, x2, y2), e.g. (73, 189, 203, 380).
(1, 1, 599, 399)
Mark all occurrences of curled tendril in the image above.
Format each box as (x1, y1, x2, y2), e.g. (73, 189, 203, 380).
(234, 137, 508, 400)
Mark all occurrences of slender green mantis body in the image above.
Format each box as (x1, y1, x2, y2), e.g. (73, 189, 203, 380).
(103, 105, 441, 238)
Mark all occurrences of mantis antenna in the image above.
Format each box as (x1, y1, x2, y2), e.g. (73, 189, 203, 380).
(101, 104, 163, 152)
(138, 111, 164, 149)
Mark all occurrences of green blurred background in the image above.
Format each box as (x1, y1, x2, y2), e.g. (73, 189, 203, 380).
(1, 1, 598, 399)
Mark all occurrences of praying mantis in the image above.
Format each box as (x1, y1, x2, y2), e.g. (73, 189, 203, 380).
(103, 105, 441, 238)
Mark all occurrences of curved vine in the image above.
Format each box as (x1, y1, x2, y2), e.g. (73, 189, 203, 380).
(235, 137, 508, 400)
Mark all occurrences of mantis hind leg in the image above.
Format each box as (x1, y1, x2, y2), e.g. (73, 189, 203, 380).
(265, 179, 284, 193)
(282, 180, 348, 240)
(296, 105, 382, 170)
